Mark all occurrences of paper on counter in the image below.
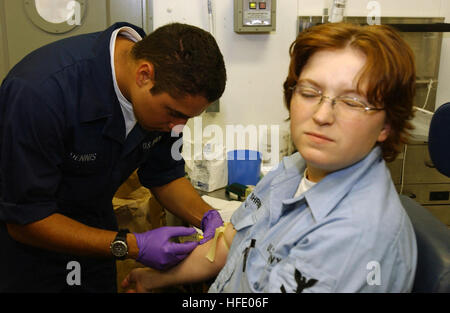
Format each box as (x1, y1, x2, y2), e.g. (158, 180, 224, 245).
(201, 195, 243, 223)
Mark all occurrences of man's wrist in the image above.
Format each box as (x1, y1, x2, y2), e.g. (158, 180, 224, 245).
(126, 233, 139, 260)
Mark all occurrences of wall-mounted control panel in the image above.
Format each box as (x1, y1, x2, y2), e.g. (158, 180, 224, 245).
(234, 0, 276, 33)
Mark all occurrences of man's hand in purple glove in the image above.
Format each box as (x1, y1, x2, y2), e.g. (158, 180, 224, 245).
(134, 226, 199, 270)
(200, 209, 224, 244)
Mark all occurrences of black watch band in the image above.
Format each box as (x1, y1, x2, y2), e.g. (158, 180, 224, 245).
(116, 229, 129, 242)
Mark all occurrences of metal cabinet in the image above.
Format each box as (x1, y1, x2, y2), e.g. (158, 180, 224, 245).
(0, 0, 153, 81)
(387, 141, 450, 226)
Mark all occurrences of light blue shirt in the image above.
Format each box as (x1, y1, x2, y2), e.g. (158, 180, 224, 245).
(209, 147, 417, 292)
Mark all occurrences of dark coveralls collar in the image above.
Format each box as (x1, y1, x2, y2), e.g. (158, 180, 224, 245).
(78, 22, 148, 150)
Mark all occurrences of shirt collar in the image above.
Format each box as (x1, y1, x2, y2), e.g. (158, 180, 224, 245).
(267, 153, 305, 226)
(110, 27, 143, 137)
(276, 146, 384, 222)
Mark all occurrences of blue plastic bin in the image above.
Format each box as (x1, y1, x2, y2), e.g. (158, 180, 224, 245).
(227, 150, 261, 186)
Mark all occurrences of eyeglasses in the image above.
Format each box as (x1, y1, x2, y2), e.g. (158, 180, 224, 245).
(290, 85, 384, 115)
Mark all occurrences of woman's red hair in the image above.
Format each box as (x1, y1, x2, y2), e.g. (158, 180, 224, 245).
(284, 23, 416, 162)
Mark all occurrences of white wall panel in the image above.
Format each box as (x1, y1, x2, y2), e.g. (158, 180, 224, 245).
(151, 0, 450, 143)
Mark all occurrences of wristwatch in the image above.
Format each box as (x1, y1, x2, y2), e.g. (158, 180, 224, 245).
(110, 229, 130, 260)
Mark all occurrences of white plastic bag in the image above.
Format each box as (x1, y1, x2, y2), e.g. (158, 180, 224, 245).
(184, 141, 228, 192)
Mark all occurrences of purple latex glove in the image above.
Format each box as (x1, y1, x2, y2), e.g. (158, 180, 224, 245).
(134, 226, 199, 270)
(200, 209, 224, 244)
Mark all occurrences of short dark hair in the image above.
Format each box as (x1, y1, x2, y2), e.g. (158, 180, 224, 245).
(284, 23, 416, 162)
(132, 23, 227, 102)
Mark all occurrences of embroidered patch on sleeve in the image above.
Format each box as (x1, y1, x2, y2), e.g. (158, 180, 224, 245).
(280, 269, 318, 293)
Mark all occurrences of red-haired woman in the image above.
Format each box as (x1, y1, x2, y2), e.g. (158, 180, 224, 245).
(123, 23, 417, 293)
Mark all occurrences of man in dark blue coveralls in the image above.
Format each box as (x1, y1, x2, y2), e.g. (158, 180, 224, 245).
(0, 22, 226, 292)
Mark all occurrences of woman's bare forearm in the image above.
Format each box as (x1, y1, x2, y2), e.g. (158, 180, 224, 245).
(126, 223, 236, 291)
